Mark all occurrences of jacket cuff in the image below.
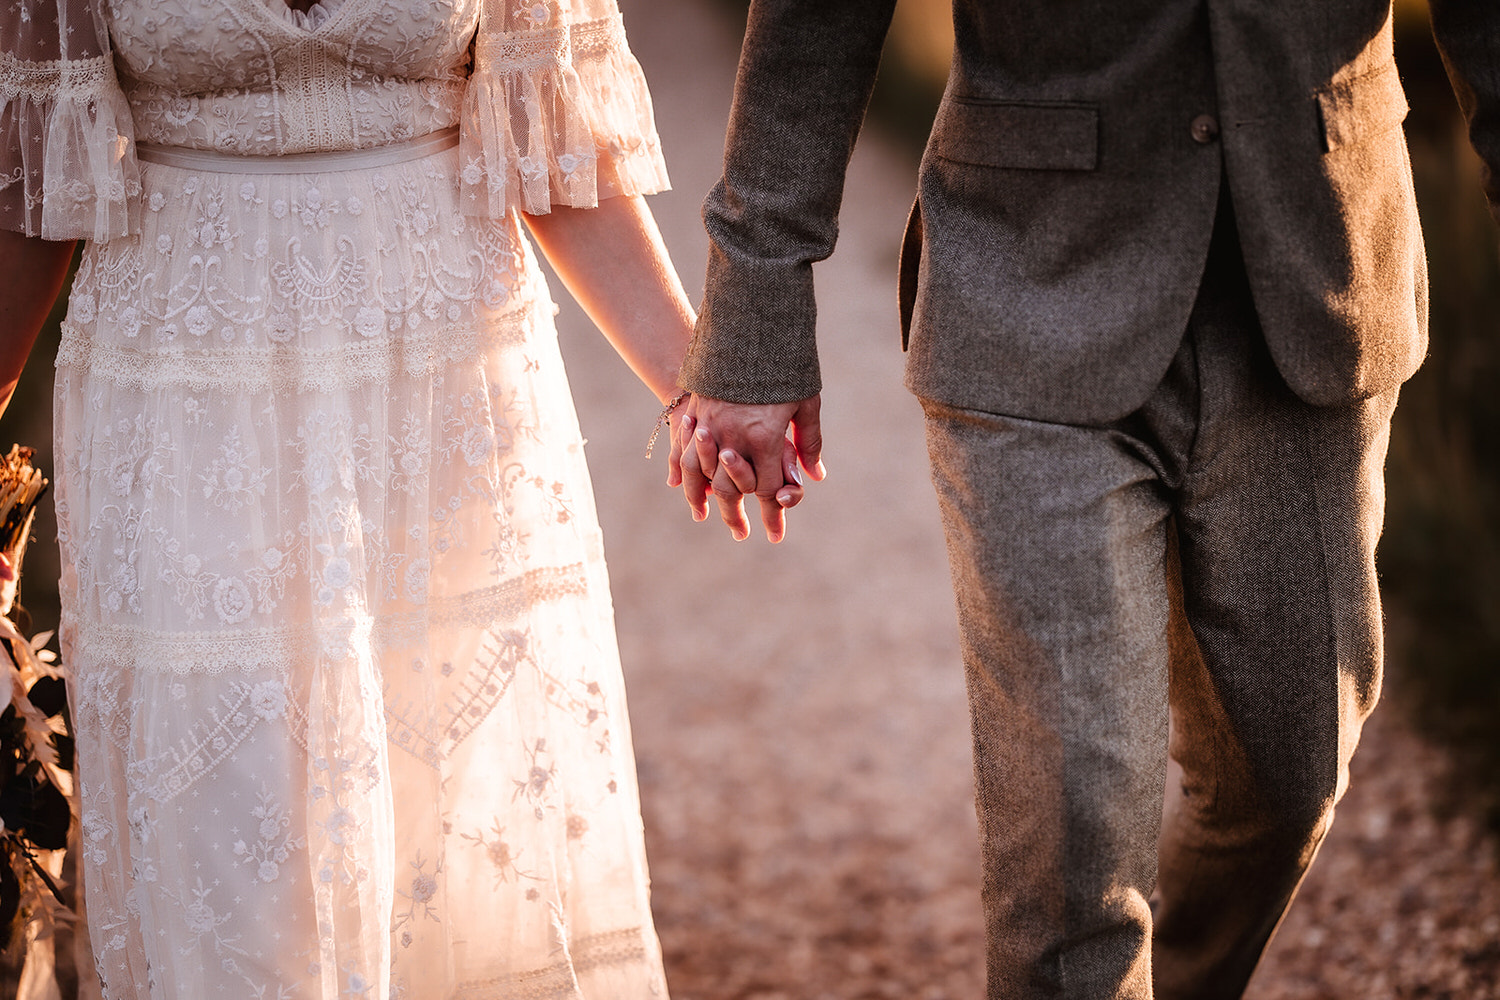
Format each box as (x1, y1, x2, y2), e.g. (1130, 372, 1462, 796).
(678, 243, 822, 404)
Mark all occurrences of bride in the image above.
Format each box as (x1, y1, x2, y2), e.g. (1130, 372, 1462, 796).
(0, 0, 772, 996)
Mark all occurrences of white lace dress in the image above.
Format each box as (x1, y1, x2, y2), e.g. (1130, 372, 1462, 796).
(0, 1, 672, 997)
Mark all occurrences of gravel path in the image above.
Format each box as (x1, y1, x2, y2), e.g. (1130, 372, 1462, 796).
(555, 2, 1500, 998)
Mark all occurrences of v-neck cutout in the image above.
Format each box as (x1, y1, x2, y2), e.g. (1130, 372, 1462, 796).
(259, 0, 356, 35)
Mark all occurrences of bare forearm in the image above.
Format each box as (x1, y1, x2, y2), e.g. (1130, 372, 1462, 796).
(522, 195, 695, 403)
(0, 231, 76, 419)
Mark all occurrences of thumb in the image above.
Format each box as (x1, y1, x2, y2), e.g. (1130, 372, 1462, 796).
(792, 395, 825, 481)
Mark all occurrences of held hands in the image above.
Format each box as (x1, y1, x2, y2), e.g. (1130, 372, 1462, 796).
(666, 394, 826, 543)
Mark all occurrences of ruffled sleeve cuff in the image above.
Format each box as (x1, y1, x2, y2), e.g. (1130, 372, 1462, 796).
(0, 52, 140, 241)
(459, 10, 669, 218)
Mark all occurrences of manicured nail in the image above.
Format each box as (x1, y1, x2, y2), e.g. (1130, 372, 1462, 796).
(720, 449, 735, 465)
(788, 465, 803, 486)
(777, 491, 793, 506)
(695, 427, 710, 442)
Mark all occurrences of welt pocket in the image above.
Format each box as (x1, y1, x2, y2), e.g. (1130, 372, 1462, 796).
(929, 99, 1100, 171)
(1316, 61, 1409, 152)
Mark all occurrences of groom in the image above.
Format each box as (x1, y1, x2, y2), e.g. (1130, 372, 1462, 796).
(670, 1, 1499, 998)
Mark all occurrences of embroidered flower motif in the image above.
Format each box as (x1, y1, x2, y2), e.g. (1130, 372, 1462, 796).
(514, 2, 551, 26)
(185, 305, 213, 338)
(258, 861, 280, 882)
(460, 159, 484, 187)
(403, 559, 429, 604)
(516, 155, 547, 184)
(183, 900, 217, 934)
(148, 191, 167, 212)
(460, 426, 493, 466)
(323, 557, 354, 591)
(268, 312, 296, 343)
(213, 576, 252, 624)
(354, 306, 385, 338)
(250, 681, 285, 720)
(163, 96, 201, 127)
(556, 151, 592, 178)
(119, 306, 142, 339)
(156, 234, 173, 253)
(410, 873, 437, 904)
(107, 455, 136, 496)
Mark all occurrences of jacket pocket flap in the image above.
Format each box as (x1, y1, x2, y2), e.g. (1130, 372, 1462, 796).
(930, 99, 1100, 171)
(1317, 61, 1409, 152)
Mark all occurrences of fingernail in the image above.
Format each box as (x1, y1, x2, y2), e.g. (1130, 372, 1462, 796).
(815, 460, 827, 479)
(695, 427, 709, 442)
(720, 449, 735, 464)
(681, 415, 694, 432)
(777, 491, 793, 506)
(788, 465, 803, 486)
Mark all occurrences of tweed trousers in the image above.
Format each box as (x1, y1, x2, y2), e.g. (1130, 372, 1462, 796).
(921, 205, 1398, 1000)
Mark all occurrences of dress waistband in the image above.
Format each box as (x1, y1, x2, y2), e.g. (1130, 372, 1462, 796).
(135, 127, 460, 174)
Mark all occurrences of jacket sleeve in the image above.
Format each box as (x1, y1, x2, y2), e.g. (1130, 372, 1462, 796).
(678, 0, 898, 404)
(459, 0, 669, 219)
(1430, 0, 1500, 224)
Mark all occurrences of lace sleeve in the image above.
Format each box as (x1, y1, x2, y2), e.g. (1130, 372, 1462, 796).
(0, 0, 139, 240)
(460, 0, 669, 218)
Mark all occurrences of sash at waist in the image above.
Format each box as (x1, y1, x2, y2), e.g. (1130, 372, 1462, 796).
(134, 127, 460, 174)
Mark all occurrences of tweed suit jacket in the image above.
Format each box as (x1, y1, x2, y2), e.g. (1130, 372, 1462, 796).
(678, 0, 1500, 424)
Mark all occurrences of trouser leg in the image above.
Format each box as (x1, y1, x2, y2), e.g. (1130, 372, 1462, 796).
(922, 398, 1176, 1000)
(923, 204, 1395, 1000)
(1150, 223, 1396, 1000)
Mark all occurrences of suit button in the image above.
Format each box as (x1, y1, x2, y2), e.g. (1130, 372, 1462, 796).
(1190, 114, 1220, 144)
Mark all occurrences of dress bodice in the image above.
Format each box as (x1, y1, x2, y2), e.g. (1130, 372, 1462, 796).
(1, 0, 668, 237)
(109, 0, 480, 154)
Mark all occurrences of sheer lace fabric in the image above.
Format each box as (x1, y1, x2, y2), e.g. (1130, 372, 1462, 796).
(0, 0, 140, 239)
(7, 0, 673, 997)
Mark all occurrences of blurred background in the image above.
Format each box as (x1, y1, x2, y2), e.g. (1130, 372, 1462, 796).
(2, 0, 1497, 996)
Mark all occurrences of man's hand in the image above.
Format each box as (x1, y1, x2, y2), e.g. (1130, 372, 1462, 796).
(667, 394, 826, 542)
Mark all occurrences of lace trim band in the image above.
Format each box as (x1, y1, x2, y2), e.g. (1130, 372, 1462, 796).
(473, 14, 625, 74)
(569, 13, 626, 61)
(0, 51, 112, 101)
(68, 565, 590, 675)
(56, 306, 534, 394)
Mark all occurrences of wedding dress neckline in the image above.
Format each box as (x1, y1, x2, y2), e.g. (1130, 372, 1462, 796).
(262, 0, 354, 32)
